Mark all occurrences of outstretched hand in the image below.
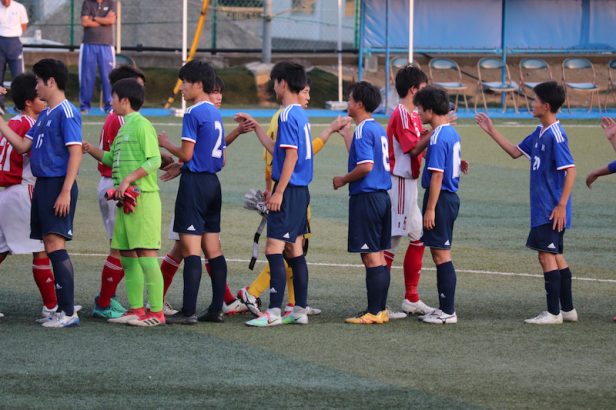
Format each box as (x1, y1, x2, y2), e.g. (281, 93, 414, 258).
(475, 112, 495, 134)
(601, 117, 616, 140)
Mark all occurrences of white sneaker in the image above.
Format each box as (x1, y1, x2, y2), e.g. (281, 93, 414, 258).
(421, 309, 457, 324)
(524, 311, 563, 325)
(245, 308, 282, 327)
(305, 306, 322, 315)
(386, 307, 408, 320)
(282, 306, 308, 325)
(41, 311, 80, 328)
(36, 305, 81, 323)
(401, 299, 433, 315)
(237, 286, 261, 317)
(223, 299, 249, 315)
(561, 308, 578, 322)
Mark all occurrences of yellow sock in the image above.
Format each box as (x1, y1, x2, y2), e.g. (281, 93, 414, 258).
(249, 264, 271, 297)
(286, 266, 295, 306)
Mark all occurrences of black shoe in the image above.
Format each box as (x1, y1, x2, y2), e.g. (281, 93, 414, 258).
(197, 309, 224, 323)
(166, 313, 198, 325)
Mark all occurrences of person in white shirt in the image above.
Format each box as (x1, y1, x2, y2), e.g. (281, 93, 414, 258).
(0, 0, 27, 113)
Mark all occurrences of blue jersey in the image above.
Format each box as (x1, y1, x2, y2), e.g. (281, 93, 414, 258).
(348, 118, 392, 195)
(272, 104, 313, 186)
(517, 121, 575, 229)
(421, 124, 461, 192)
(25, 99, 81, 177)
(181, 101, 225, 173)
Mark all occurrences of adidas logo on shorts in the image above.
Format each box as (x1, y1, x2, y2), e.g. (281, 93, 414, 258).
(547, 243, 556, 249)
(283, 232, 290, 239)
(187, 225, 196, 231)
(361, 244, 369, 250)
(444, 240, 450, 246)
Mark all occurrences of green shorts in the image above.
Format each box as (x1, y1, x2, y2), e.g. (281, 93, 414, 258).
(111, 191, 161, 250)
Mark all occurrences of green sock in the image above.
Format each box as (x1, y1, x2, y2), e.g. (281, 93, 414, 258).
(121, 256, 144, 309)
(139, 256, 164, 313)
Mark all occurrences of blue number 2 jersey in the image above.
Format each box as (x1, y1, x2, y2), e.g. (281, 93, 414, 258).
(348, 118, 392, 195)
(25, 99, 82, 177)
(181, 100, 225, 174)
(517, 121, 575, 229)
(272, 104, 313, 186)
(421, 124, 461, 193)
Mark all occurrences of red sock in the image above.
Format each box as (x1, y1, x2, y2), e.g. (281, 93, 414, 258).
(403, 240, 425, 302)
(205, 260, 236, 304)
(32, 257, 57, 309)
(98, 256, 124, 308)
(384, 250, 395, 271)
(161, 254, 181, 297)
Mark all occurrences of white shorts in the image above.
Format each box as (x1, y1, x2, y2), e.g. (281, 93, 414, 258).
(168, 217, 179, 241)
(388, 175, 422, 241)
(97, 177, 117, 240)
(0, 184, 44, 254)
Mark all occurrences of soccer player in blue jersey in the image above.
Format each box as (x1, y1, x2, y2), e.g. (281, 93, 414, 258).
(476, 81, 577, 325)
(0, 59, 82, 328)
(333, 81, 393, 325)
(407, 86, 462, 325)
(246, 61, 313, 327)
(158, 60, 229, 324)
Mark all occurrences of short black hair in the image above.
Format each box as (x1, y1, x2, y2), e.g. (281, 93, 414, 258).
(212, 75, 224, 93)
(270, 61, 307, 93)
(112, 78, 144, 110)
(32, 58, 68, 91)
(348, 81, 381, 113)
(533, 81, 565, 113)
(109, 65, 145, 86)
(395, 64, 428, 98)
(178, 60, 216, 93)
(413, 85, 450, 115)
(11, 73, 37, 111)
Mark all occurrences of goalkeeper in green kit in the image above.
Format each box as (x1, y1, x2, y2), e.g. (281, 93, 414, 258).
(83, 78, 165, 327)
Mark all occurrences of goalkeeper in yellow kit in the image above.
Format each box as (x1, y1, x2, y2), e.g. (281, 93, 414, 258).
(236, 83, 349, 316)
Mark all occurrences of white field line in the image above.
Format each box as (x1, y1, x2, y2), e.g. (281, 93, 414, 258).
(71, 253, 616, 284)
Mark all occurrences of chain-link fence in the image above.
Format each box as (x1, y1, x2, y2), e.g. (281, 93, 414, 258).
(22, 0, 359, 53)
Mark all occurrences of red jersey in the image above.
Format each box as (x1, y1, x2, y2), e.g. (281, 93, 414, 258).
(387, 104, 423, 179)
(98, 111, 124, 177)
(0, 115, 36, 187)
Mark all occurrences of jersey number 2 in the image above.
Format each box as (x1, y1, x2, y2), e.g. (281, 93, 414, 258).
(212, 121, 223, 158)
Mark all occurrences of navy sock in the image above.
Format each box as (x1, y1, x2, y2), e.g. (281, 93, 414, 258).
(436, 261, 457, 315)
(266, 254, 286, 309)
(380, 265, 390, 311)
(559, 267, 574, 312)
(288, 255, 309, 308)
(366, 266, 384, 315)
(544, 269, 561, 315)
(48, 249, 75, 316)
(208, 255, 227, 312)
(181, 255, 202, 316)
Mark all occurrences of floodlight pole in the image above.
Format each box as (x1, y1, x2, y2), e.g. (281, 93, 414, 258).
(181, 0, 188, 112)
(408, 0, 413, 63)
(337, 0, 343, 102)
(384, 0, 390, 113)
(116, 0, 122, 54)
(262, 0, 272, 64)
(500, 0, 507, 109)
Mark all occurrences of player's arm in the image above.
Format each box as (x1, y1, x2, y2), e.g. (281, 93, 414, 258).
(586, 164, 614, 188)
(0, 117, 31, 153)
(475, 113, 523, 159)
(54, 145, 82, 217)
(409, 130, 431, 157)
(332, 162, 372, 190)
(95, 10, 116, 25)
(236, 113, 275, 153)
(601, 117, 616, 152)
(338, 122, 353, 151)
(158, 131, 195, 163)
(423, 171, 443, 230)
(82, 141, 108, 163)
(81, 15, 100, 27)
(225, 117, 254, 146)
(267, 148, 296, 212)
(550, 166, 576, 232)
(313, 116, 351, 155)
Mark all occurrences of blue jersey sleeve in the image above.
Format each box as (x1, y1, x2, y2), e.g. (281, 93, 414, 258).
(278, 110, 299, 150)
(181, 111, 199, 143)
(353, 127, 375, 165)
(517, 133, 535, 160)
(550, 130, 575, 170)
(62, 111, 82, 146)
(426, 138, 447, 172)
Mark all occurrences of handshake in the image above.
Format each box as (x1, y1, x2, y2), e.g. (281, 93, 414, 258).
(105, 186, 141, 214)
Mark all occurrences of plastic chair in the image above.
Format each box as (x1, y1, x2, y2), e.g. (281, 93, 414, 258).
(115, 53, 137, 68)
(603, 59, 616, 110)
(429, 58, 469, 111)
(561, 57, 600, 112)
(475, 57, 518, 113)
(518, 58, 553, 111)
(389, 56, 420, 85)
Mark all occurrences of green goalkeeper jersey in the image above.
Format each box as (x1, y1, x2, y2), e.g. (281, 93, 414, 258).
(101, 111, 161, 192)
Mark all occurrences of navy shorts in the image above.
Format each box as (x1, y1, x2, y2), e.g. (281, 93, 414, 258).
(267, 184, 309, 243)
(30, 177, 78, 241)
(348, 191, 391, 253)
(174, 171, 221, 235)
(421, 189, 459, 249)
(526, 223, 564, 254)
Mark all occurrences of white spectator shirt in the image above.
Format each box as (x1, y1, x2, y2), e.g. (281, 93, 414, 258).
(0, 1, 28, 37)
